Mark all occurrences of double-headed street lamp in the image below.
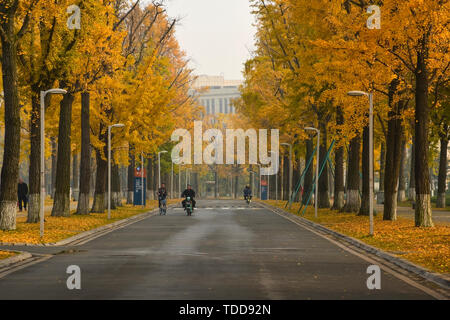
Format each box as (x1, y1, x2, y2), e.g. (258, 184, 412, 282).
(108, 123, 125, 220)
(40, 88, 67, 238)
(305, 127, 320, 218)
(348, 90, 374, 236)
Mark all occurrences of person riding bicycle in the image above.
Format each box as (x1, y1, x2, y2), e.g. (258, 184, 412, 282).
(243, 185, 252, 201)
(181, 184, 196, 210)
(158, 183, 168, 210)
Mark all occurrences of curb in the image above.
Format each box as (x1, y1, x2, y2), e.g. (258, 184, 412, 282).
(259, 201, 450, 291)
(54, 208, 160, 246)
(0, 251, 32, 268)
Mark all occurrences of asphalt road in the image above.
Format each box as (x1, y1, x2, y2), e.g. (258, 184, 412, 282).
(0, 200, 437, 299)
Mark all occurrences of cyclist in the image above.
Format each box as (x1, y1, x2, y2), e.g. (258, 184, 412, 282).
(158, 183, 168, 215)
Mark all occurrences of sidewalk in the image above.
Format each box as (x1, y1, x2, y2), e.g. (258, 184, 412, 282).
(375, 204, 450, 225)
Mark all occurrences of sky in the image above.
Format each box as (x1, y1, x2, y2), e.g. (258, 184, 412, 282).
(147, 0, 257, 80)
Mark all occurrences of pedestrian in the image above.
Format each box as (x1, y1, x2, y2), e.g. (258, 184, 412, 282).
(18, 178, 29, 212)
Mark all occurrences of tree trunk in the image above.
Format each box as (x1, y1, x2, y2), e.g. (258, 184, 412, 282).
(234, 166, 239, 199)
(359, 126, 370, 216)
(318, 121, 330, 208)
(283, 155, 290, 200)
(409, 134, 416, 200)
(193, 172, 199, 197)
(332, 146, 345, 211)
(343, 135, 360, 213)
(414, 50, 433, 227)
(27, 90, 42, 223)
(147, 157, 153, 200)
(72, 154, 79, 201)
(112, 163, 121, 207)
(51, 137, 57, 198)
(91, 131, 108, 213)
(333, 106, 345, 210)
(51, 92, 74, 217)
(294, 155, 302, 202)
(127, 149, 134, 204)
(377, 142, 385, 204)
(437, 130, 448, 208)
(398, 139, 408, 202)
(153, 157, 158, 199)
(0, 11, 20, 230)
(76, 92, 91, 214)
(303, 138, 314, 205)
(214, 169, 218, 198)
(383, 101, 404, 221)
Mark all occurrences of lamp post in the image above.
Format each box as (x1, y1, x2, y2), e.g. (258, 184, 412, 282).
(108, 123, 125, 220)
(158, 151, 168, 189)
(281, 143, 293, 202)
(348, 90, 374, 236)
(40, 88, 67, 238)
(305, 127, 320, 218)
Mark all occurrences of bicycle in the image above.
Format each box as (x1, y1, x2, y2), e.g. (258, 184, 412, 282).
(159, 198, 167, 215)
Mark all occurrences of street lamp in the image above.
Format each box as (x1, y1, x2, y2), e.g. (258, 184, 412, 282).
(107, 123, 125, 220)
(158, 151, 168, 189)
(348, 90, 374, 236)
(305, 127, 320, 218)
(281, 143, 293, 203)
(40, 88, 67, 238)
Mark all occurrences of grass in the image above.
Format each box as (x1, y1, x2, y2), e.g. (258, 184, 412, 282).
(263, 200, 450, 274)
(0, 250, 18, 260)
(1, 199, 180, 245)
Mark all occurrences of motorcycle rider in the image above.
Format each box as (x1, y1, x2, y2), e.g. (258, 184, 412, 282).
(243, 185, 252, 201)
(181, 184, 196, 210)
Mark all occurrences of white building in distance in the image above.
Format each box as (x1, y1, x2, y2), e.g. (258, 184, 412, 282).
(190, 75, 243, 119)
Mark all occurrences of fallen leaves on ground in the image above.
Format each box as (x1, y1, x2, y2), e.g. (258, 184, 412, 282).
(264, 200, 450, 274)
(0, 199, 180, 245)
(0, 251, 18, 260)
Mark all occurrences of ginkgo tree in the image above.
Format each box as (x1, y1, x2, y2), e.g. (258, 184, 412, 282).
(238, 0, 449, 228)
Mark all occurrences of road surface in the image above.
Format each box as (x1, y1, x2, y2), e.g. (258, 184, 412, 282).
(0, 200, 438, 299)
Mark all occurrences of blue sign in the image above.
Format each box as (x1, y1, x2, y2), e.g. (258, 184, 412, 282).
(133, 177, 147, 206)
(261, 185, 268, 200)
